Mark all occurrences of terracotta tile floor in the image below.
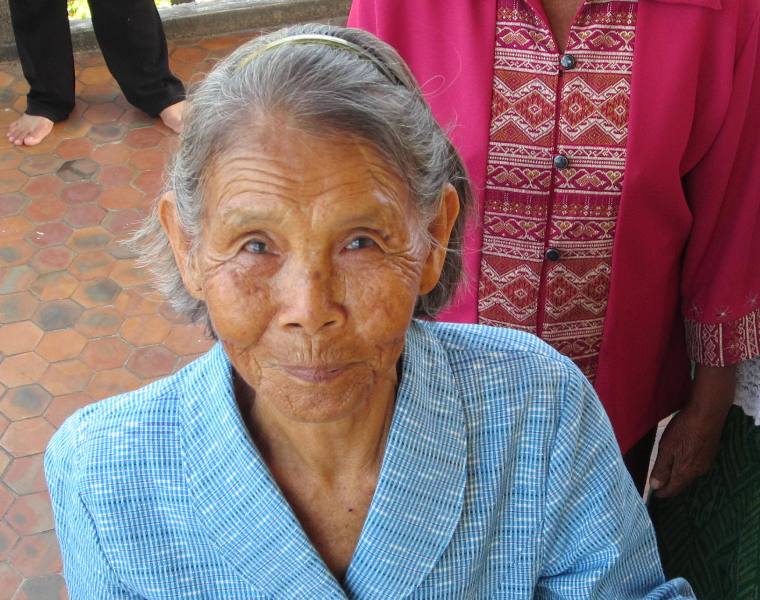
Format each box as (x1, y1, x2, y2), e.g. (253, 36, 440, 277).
(0, 32, 255, 599)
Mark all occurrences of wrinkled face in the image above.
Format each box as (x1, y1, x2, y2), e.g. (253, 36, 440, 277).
(163, 122, 456, 423)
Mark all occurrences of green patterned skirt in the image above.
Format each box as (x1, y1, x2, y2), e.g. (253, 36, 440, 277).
(649, 406, 760, 600)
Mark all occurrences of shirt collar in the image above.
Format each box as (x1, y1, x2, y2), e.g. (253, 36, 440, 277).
(180, 321, 466, 598)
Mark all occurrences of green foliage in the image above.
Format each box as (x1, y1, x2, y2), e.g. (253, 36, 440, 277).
(67, 0, 172, 20)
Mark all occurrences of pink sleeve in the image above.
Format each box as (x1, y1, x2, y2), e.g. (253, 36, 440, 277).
(682, 12, 760, 366)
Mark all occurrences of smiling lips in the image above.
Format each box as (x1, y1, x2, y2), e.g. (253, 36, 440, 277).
(278, 364, 352, 383)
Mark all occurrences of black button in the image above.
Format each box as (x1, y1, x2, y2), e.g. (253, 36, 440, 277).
(560, 53, 576, 70)
(553, 154, 569, 169)
(545, 247, 561, 261)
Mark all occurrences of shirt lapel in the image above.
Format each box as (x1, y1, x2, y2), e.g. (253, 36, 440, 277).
(344, 321, 467, 598)
(179, 322, 467, 599)
(180, 344, 347, 599)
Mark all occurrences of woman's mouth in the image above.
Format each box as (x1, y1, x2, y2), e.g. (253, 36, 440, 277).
(278, 364, 351, 383)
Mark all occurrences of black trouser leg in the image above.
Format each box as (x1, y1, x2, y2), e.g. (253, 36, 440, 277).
(623, 427, 657, 494)
(87, 0, 185, 117)
(8, 0, 75, 122)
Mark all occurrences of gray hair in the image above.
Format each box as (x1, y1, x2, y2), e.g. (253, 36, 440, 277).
(131, 23, 471, 334)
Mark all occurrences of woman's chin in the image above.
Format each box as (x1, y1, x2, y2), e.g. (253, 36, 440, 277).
(256, 372, 376, 424)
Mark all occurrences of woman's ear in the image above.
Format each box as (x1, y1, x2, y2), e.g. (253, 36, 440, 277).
(158, 192, 204, 300)
(419, 183, 461, 295)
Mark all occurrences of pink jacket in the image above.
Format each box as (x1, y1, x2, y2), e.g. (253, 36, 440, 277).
(348, 0, 760, 451)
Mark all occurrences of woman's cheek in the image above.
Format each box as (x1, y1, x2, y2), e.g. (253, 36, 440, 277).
(203, 262, 272, 343)
(346, 261, 419, 331)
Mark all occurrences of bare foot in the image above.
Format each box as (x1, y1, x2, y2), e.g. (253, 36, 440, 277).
(159, 100, 186, 134)
(7, 114, 55, 146)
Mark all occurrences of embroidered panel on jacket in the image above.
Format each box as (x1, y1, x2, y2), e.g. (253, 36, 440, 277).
(478, 0, 638, 380)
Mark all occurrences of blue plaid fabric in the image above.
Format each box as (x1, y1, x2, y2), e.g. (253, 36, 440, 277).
(46, 320, 694, 599)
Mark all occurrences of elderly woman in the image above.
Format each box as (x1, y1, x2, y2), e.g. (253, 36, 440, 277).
(45, 24, 693, 599)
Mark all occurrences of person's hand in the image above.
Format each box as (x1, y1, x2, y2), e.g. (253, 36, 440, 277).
(649, 363, 736, 498)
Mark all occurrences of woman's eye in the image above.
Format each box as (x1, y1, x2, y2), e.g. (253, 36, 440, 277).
(345, 236, 376, 250)
(244, 240, 269, 254)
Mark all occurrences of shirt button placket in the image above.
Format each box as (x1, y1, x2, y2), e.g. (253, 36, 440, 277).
(537, 49, 576, 334)
(545, 52, 575, 265)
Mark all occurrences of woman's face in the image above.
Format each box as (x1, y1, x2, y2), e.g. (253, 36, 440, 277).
(163, 121, 457, 424)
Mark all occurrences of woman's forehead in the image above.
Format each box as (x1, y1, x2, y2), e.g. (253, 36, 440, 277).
(203, 128, 411, 218)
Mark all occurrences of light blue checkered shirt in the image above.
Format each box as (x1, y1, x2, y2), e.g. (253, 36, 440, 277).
(46, 320, 694, 599)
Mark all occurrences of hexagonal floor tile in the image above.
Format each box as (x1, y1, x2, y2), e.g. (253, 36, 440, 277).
(18, 154, 62, 177)
(0, 562, 22, 596)
(91, 143, 132, 167)
(78, 65, 111, 86)
(113, 286, 162, 317)
(28, 271, 79, 302)
(75, 306, 123, 338)
(44, 392, 93, 429)
(64, 202, 106, 228)
(8, 530, 62, 577)
(0, 321, 43, 355)
(0, 215, 33, 239)
(109, 259, 151, 288)
(34, 329, 87, 362)
(0, 193, 26, 217)
(103, 208, 143, 235)
(71, 277, 122, 308)
(88, 122, 127, 144)
(26, 223, 72, 247)
(6, 492, 54, 535)
(0, 480, 14, 514)
(1, 418, 56, 457)
(0, 292, 39, 324)
(80, 337, 132, 371)
(60, 181, 100, 204)
(172, 45, 209, 64)
(32, 299, 83, 332)
(0, 265, 37, 294)
(0, 238, 34, 269)
(83, 102, 125, 125)
(0, 169, 27, 194)
(3, 454, 47, 496)
(87, 368, 142, 400)
(164, 323, 213, 356)
(56, 157, 99, 183)
(12, 573, 67, 600)
(29, 246, 73, 274)
(21, 175, 61, 199)
(99, 185, 145, 210)
(0, 353, 48, 388)
(0, 386, 52, 421)
(67, 226, 112, 252)
(120, 314, 171, 346)
(129, 148, 165, 171)
(0, 520, 20, 562)
(98, 164, 134, 187)
(133, 170, 163, 196)
(54, 137, 94, 161)
(23, 197, 67, 223)
(125, 127, 164, 149)
(39, 360, 92, 396)
(126, 345, 178, 379)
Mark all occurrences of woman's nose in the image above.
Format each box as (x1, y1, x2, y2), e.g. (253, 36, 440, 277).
(277, 264, 346, 335)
